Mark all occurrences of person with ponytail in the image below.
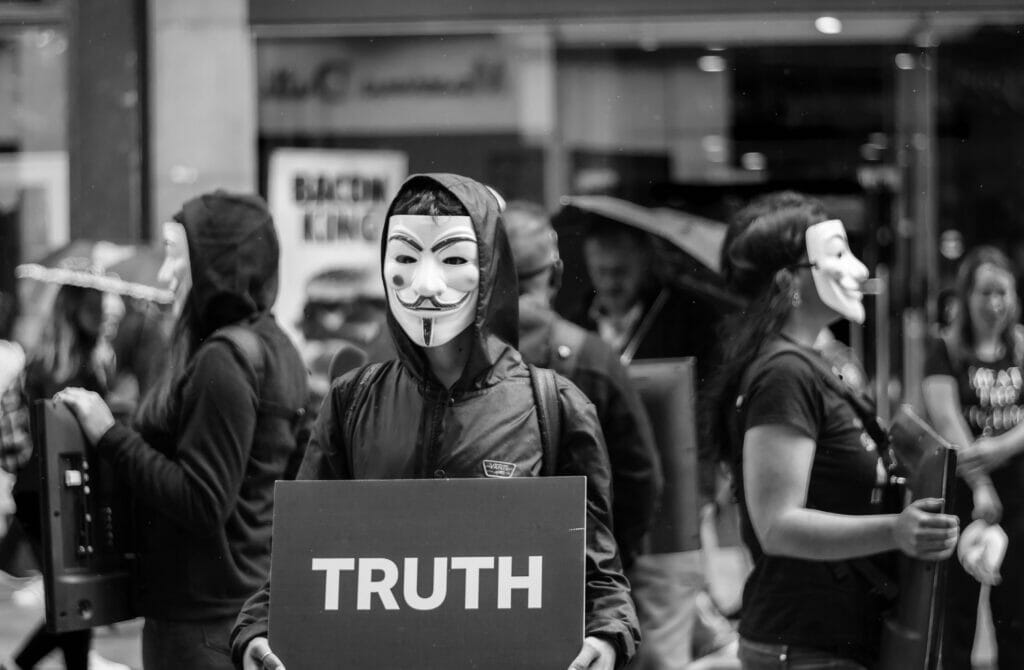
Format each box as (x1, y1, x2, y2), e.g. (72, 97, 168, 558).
(705, 192, 959, 669)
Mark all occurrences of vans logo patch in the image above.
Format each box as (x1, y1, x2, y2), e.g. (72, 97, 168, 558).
(482, 460, 516, 478)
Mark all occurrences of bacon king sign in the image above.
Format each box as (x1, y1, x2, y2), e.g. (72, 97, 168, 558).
(268, 477, 586, 668)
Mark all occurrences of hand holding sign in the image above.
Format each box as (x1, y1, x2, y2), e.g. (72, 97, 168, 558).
(244, 637, 285, 670)
(569, 636, 616, 670)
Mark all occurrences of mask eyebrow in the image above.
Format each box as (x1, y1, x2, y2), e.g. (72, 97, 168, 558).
(431, 235, 477, 253)
(388, 233, 423, 251)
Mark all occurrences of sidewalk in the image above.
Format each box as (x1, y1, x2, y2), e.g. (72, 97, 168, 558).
(0, 575, 142, 669)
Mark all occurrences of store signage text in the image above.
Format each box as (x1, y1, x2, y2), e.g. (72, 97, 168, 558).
(263, 58, 506, 103)
(293, 173, 390, 243)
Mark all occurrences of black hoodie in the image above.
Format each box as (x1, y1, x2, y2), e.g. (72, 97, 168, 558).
(231, 174, 640, 665)
(97, 191, 308, 621)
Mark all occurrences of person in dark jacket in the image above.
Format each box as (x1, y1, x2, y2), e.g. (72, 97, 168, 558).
(503, 199, 662, 569)
(57, 191, 309, 670)
(230, 174, 640, 670)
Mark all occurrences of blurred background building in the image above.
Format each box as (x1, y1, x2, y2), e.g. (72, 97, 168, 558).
(2, 0, 1024, 408)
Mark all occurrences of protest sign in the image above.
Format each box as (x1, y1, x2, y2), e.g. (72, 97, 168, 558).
(269, 477, 585, 669)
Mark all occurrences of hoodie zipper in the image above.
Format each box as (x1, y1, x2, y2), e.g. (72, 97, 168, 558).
(421, 386, 454, 477)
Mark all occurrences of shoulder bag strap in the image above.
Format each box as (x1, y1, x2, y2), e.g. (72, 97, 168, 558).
(212, 324, 300, 422)
(528, 364, 561, 476)
(342, 362, 385, 448)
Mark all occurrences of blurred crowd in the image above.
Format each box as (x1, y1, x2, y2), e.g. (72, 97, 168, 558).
(0, 178, 1019, 670)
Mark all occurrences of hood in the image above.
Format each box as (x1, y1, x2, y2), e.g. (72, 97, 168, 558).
(382, 174, 519, 388)
(174, 190, 280, 338)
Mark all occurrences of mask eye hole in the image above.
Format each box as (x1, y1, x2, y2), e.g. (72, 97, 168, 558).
(443, 257, 468, 266)
(395, 255, 417, 264)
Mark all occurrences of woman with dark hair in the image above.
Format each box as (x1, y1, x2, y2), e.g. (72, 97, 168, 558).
(922, 245, 1024, 669)
(56, 191, 309, 670)
(6, 283, 123, 670)
(705, 191, 959, 669)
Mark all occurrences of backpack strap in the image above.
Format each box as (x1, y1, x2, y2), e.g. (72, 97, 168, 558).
(528, 364, 561, 476)
(736, 339, 889, 450)
(211, 324, 303, 423)
(734, 338, 898, 602)
(342, 362, 386, 449)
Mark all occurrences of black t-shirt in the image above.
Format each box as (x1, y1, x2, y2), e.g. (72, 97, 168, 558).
(736, 348, 887, 665)
(924, 335, 1024, 511)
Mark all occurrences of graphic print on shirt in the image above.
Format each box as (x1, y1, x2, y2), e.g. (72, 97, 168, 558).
(965, 364, 1024, 436)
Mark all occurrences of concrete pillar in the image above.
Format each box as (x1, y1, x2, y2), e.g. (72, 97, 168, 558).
(68, 0, 146, 243)
(148, 0, 256, 231)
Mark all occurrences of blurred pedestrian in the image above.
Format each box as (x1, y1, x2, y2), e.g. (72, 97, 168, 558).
(565, 208, 740, 666)
(574, 221, 720, 371)
(3, 282, 126, 670)
(574, 215, 723, 544)
(506, 200, 735, 669)
(504, 200, 662, 568)
(230, 174, 640, 670)
(707, 191, 959, 669)
(56, 191, 309, 670)
(921, 245, 1024, 670)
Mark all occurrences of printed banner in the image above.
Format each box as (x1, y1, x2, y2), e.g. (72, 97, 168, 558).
(269, 477, 585, 669)
(268, 148, 406, 391)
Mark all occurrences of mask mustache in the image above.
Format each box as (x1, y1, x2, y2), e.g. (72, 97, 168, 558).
(397, 293, 469, 311)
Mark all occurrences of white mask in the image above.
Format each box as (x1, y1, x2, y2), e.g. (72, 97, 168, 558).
(157, 221, 192, 319)
(805, 219, 869, 324)
(383, 215, 479, 347)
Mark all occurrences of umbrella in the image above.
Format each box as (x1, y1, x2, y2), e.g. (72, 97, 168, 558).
(552, 195, 744, 311)
(560, 195, 726, 273)
(15, 240, 173, 304)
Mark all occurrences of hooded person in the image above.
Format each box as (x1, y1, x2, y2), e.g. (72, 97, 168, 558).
(228, 174, 640, 670)
(57, 191, 309, 670)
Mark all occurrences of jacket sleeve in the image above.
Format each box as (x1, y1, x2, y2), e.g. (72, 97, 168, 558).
(96, 341, 257, 533)
(585, 348, 663, 568)
(229, 372, 353, 667)
(556, 379, 641, 666)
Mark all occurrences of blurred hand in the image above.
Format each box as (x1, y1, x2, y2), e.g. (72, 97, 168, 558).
(958, 520, 1008, 586)
(55, 387, 116, 445)
(972, 483, 1003, 525)
(243, 637, 285, 670)
(957, 443, 988, 481)
(568, 636, 616, 670)
(893, 498, 959, 561)
(969, 437, 1011, 472)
